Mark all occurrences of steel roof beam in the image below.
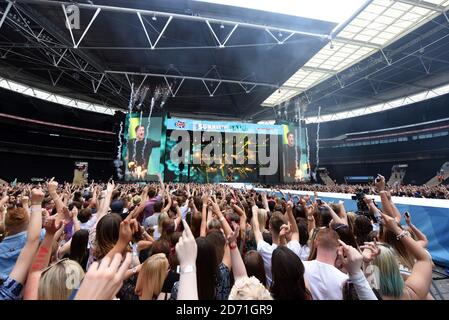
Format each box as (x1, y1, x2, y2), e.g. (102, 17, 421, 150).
(393, 0, 446, 12)
(12, 0, 330, 41)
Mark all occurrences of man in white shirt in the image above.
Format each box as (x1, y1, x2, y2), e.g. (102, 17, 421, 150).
(252, 201, 303, 287)
(143, 201, 163, 229)
(303, 228, 349, 300)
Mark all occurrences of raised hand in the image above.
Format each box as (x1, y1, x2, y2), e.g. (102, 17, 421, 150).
(286, 200, 293, 212)
(209, 198, 221, 214)
(362, 195, 373, 206)
(226, 224, 240, 245)
(279, 223, 291, 239)
(107, 180, 115, 193)
(20, 195, 29, 206)
(176, 219, 197, 267)
(375, 174, 386, 191)
(47, 177, 58, 195)
(338, 240, 363, 275)
(71, 205, 79, 220)
(118, 219, 136, 245)
(62, 206, 72, 220)
(360, 240, 380, 264)
(201, 192, 209, 205)
(43, 216, 64, 235)
(75, 253, 132, 300)
(404, 211, 412, 226)
(30, 188, 45, 205)
(380, 212, 400, 233)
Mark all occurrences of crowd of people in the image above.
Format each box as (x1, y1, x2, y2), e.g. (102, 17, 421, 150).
(0, 174, 434, 300)
(258, 182, 449, 199)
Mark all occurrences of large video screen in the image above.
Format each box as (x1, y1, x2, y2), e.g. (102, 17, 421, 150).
(123, 113, 163, 181)
(165, 118, 282, 183)
(281, 122, 310, 183)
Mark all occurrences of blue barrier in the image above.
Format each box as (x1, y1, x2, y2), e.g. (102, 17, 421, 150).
(232, 185, 449, 267)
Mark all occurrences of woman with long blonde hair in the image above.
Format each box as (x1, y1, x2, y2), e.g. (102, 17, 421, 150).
(38, 259, 85, 300)
(135, 253, 169, 300)
(363, 212, 432, 300)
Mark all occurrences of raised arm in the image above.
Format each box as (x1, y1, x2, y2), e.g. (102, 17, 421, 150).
(161, 193, 172, 213)
(231, 200, 247, 242)
(227, 225, 247, 281)
(176, 220, 198, 300)
(210, 198, 233, 237)
(285, 201, 299, 242)
(300, 198, 316, 236)
(379, 191, 401, 223)
(47, 178, 65, 220)
(337, 202, 349, 225)
(23, 217, 63, 300)
(251, 205, 263, 244)
(19, 195, 29, 212)
(69, 206, 81, 232)
(381, 213, 432, 300)
(363, 196, 382, 223)
(200, 193, 208, 237)
(173, 200, 182, 230)
(339, 240, 377, 300)
(157, 173, 165, 197)
(261, 192, 270, 212)
(104, 219, 138, 260)
(8, 188, 44, 287)
(0, 193, 8, 208)
(96, 181, 115, 223)
(87, 186, 99, 210)
(321, 200, 346, 225)
(405, 212, 428, 248)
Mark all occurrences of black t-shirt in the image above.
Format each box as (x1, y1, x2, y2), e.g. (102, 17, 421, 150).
(162, 270, 180, 294)
(128, 139, 160, 167)
(284, 145, 298, 177)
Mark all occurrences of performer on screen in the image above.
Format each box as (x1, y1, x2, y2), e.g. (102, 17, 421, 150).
(127, 125, 160, 170)
(226, 167, 233, 182)
(284, 132, 300, 179)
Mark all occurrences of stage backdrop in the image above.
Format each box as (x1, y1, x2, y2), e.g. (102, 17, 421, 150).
(123, 113, 163, 181)
(164, 117, 284, 183)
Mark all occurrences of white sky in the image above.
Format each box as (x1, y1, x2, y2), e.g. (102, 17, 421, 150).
(195, 0, 367, 24)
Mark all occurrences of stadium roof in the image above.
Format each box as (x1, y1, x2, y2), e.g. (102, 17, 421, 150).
(1, 0, 449, 122)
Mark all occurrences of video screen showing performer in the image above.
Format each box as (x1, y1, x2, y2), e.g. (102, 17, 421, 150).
(127, 125, 159, 168)
(124, 115, 163, 181)
(281, 123, 310, 182)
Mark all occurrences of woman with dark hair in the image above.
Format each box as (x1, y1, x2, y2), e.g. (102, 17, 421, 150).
(354, 215, 373, 247)
(271, 246, 311, 300)
(69, 229, 89, 271)
(93, 213, 122, 262)
(243, 250, 267, 288)
(206, 230, 231, 300)
(332, 223, 359, 250)
(194, 237, 218, 300)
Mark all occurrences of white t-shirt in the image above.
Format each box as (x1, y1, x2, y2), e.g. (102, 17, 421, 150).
(152, 225, 161, 240)
(180, 205, 189, 219)
(144, 212, 160, 229)
(257, 239, 303, 287)
(303, 260, 349, 300)
(80, 214, 97, 231)
(298, 245, 310, 261)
